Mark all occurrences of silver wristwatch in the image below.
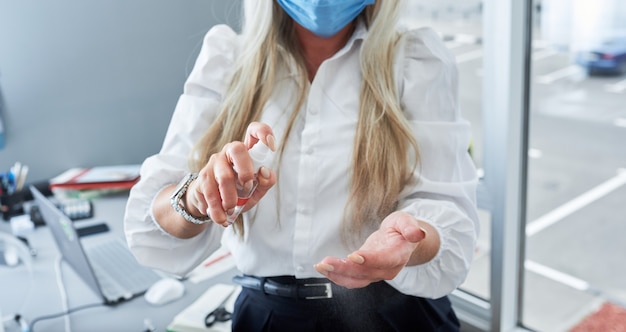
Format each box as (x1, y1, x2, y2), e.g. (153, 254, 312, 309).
(170, 173, 212, 225)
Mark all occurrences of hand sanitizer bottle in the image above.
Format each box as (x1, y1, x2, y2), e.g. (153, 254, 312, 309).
(226, 141, 274, 224)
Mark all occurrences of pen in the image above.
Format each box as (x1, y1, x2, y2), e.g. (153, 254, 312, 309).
(15, 165, 29, 192)
(9, 162, 22, 193)
(0, 162, 29, 195)
(203, 252, 231, 268)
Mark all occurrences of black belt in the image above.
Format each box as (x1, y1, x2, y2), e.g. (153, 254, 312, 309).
(233, 275, 333, 300)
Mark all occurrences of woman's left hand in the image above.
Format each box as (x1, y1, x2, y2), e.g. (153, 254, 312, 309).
(314, 211, 428, 289)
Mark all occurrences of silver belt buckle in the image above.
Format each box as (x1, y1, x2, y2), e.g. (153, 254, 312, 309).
(303, 282, 333, 299)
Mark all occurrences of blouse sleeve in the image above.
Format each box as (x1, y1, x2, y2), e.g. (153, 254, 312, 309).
(387, 27, 480, 299)
(123, 24, 238, 277)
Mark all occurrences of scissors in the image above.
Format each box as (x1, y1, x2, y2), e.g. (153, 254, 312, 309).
(205, 287, 236, 327)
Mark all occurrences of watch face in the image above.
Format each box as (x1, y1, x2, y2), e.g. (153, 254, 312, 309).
(173, 174, 194, 199)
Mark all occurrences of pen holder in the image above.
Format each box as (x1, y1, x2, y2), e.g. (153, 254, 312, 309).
(1, 180, 52, 221)
(1, 191, 25, 221)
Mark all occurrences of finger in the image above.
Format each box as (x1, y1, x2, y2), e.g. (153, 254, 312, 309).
(347, 253, 365, 264)
(314, 262, 335, 274)
(347, 250, 398, 271)
(222, 141, 256, 191)
(314, 259, 379, 289)
(397, 218, 427, 243)
(213, 156, 240, 212)
(316, 257, 375, 278)
(200, 174, 227, 225)
(326, 273, 372, 289)
(245, 122, 276, 151)
(187, 179, 209, 217)
(347, 240, 414, 272)
(200, 154, 234, 224)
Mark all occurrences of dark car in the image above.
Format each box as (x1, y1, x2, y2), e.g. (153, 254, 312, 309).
(576, 38, 626, 75)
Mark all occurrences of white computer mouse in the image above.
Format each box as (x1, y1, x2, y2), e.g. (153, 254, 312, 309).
(144, 277, 185, 306)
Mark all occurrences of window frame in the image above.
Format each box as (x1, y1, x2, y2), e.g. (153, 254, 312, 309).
(450, 0, 534, 331)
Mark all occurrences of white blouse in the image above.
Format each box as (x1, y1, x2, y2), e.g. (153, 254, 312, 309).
(124, 22, 479, 299)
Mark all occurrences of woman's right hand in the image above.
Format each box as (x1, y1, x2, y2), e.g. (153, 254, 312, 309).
(186, 122, 277, 227)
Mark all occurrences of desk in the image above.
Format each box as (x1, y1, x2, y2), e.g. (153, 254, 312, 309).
(0, 193, 235, 332)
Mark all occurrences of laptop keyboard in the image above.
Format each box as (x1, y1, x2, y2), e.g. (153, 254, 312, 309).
(88, 240, 161, 299)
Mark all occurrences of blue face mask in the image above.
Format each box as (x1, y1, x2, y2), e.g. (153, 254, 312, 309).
(277, 0, 375, 38)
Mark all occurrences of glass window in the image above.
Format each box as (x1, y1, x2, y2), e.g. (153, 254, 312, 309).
(524, 0, 626, 330)
(403, 1, 626, 331)
(400, 0, 490, 302)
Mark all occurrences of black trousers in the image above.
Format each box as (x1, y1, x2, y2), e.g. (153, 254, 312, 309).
(231, 278, 460, 332)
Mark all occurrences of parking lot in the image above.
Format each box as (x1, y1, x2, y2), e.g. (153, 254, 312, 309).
(401, 2, 626, 331)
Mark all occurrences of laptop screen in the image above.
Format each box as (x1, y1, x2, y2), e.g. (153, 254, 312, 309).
(29, 186, 105, 299)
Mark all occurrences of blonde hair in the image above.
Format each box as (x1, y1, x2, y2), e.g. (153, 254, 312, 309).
(191, 0, 418, 238)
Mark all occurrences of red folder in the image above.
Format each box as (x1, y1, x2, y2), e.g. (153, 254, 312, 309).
(49, 165, 141, 190)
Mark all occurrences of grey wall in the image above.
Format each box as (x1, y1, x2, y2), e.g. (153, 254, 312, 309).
(0, 1, 241, 182)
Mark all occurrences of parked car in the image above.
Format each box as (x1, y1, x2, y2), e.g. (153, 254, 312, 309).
(575, 38, 626, 75)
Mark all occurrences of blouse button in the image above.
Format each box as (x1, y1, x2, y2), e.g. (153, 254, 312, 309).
(296, 266, 305, 273)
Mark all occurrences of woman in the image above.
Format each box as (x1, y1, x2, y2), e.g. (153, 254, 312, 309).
(124, 0, 479, 330)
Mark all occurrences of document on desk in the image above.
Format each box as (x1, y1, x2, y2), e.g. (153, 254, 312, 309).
(167, 283, 241, 332)
(49, 164, 141, 190)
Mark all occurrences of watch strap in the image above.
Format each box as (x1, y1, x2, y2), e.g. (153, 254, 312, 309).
(170, 173, 212, 225)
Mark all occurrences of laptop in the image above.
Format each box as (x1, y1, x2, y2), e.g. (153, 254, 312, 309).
(30, 186, 162, 304)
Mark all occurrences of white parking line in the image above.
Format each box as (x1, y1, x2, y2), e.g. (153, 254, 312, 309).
(606, 79, 626, 93)
(615, 118, 626, 128)
(525, 260, 590, 291)
(533, 48, 558, 61)
(526, 169, 626, 236)
(445, 41, 464, 50)
(473, 48, 561, 77)
(453, 34, 481, 45)
(533, 39, 551, 49)
(528, 148, 543, 159)
(536, 65, 583, 84)
(456, 49, 483, 64)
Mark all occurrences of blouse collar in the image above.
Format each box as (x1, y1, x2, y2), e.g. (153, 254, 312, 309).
(283, 18, 368, 79)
